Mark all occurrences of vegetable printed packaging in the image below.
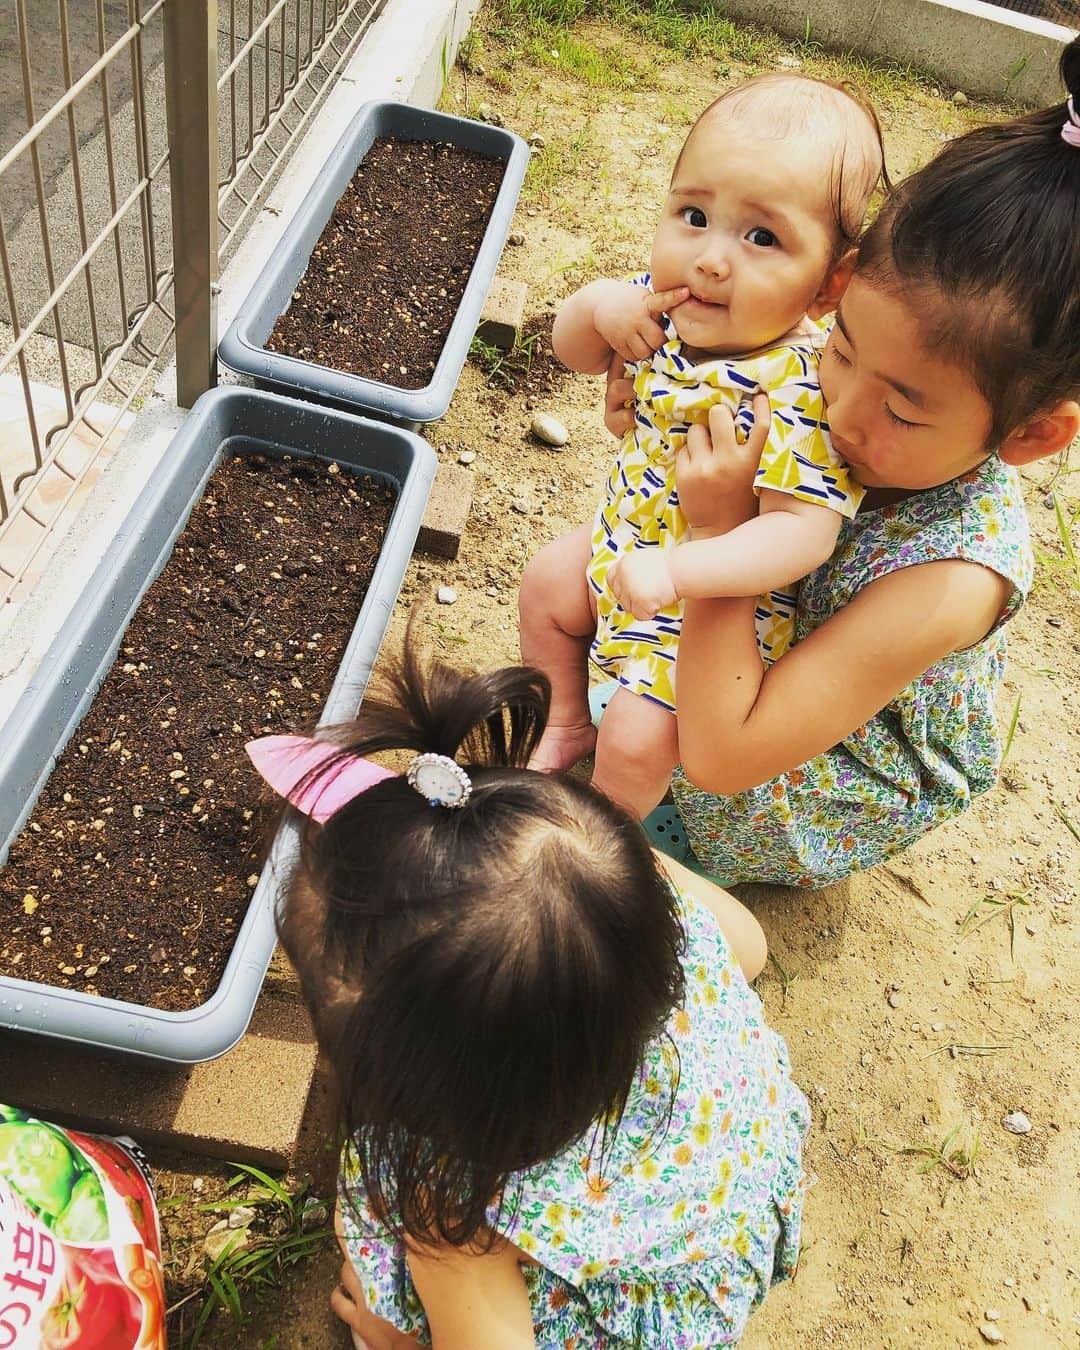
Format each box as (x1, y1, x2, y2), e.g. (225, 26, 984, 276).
(0, 1104, 165, 1348)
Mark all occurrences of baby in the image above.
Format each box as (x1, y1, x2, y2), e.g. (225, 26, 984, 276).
(519, 74, 886, 817)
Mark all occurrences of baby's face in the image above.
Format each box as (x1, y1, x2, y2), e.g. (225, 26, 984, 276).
(650, 116, 839, 356)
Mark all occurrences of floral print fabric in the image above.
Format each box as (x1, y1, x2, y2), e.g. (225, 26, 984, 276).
(339, 882, 810, 1347)
(673, 455, 1034, 887)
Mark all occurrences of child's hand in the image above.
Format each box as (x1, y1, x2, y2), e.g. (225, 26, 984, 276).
(677, 392, 771, 532)
(595, 284, 690, 362)
(608, 549, 680, 619)
(604, 350, 636, 438)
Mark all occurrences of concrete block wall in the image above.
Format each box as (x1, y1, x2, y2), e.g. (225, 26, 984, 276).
(720, 0, 1075, 105)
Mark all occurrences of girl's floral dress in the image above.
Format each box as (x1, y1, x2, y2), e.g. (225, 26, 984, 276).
(338, 880, 810, 1347)
(673, 455, 1033, 887)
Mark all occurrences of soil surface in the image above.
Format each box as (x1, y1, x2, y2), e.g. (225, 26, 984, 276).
(157, 11, 1077, 1349)
(266, 137, 505, 388)
(1, 455, 394, 1011)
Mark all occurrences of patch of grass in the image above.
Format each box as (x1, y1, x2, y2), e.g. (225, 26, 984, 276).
(168, 1164, 331, 1349)
(896, 1122, 980, 1181)
(521, 26, 636, 87)
(523, 126, 595, 202)
(469, 329, 540, 389)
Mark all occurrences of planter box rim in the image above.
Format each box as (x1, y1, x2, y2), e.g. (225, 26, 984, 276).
(218, 100, 529, 423)
(0, 387, 435, 1064)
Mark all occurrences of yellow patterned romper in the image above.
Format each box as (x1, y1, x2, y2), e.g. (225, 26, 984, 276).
(587, 277, 863, 712)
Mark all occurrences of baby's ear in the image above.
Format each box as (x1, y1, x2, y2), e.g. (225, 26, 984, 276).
(808, 250, 857, 320)
(999, 400, 1080, 467)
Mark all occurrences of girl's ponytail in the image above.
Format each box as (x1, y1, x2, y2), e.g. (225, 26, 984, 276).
(275, 631, 686, 1251)
(856, 34, 1080, 446)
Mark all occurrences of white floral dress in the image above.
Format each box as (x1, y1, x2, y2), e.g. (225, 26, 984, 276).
(338, 882, 809, 1347)
(672, 456, 1034, 887)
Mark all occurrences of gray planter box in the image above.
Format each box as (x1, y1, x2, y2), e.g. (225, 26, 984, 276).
(218, 100, 529, 423)
(0, 388, 435, 1065)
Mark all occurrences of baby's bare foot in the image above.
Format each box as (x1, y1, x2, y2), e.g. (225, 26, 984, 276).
(529, 721, 598, 773)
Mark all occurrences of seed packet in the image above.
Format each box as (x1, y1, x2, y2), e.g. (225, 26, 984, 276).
(0, 1103, 165, 1348)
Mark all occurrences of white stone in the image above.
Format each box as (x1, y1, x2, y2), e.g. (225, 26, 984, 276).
(1001, 1111, 1032, 1135)
(458, 450, 476, 465)
(436, 586, 458, 605)
(204, 1218, 250, 1262)
(530, 412, 569, 447)
(953, 90, 969, 104)
(978, 1324, 1004, 1345)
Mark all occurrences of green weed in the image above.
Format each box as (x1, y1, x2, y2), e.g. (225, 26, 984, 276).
(168, 1164, 331, 1349)
(1001, 692, 1022, 763)
(896, 1123, 980, 1181)
(767, 951, 800, 1005)
(957, 887, 1033, 959)
(469, 330, 540, 389)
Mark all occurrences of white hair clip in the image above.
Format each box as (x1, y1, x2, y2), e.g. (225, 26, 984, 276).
(406, 752, 472, 809)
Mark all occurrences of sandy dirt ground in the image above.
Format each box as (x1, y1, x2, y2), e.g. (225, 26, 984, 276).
(161, 11, 1079, 1348)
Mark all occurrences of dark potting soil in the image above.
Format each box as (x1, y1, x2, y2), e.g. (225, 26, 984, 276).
(0, 454, 395, 1012)
(265, 136, 505, 388)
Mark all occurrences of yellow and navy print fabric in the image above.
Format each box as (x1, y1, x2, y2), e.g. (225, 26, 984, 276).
(587, 276, 863, 709)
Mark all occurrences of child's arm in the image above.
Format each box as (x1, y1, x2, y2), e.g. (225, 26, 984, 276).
(656, 851, 767, 980)
(407, 1237, 536, 1350)
(552, 279, 689, 375)
(608, 492, 841, 619)
(674, 409, 1012, 795)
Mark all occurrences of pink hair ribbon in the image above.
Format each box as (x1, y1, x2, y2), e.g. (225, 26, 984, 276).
(1064, 96, 1080, 149)
(246, 734, 394, 823)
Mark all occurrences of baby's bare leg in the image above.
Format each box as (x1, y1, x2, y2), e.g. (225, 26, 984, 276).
(592, 686, 679, 819)
(519, 523, 599, 772)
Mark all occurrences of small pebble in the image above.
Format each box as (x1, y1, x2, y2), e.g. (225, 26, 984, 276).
(978, 1324, 1004, 1345)
(879, 1206, 891, 1216)
(953, 90, 969, 104)
(511, 498, 532, 515)
(458, 450, 476, 465)
(1001, 1110, 1032, 1135)
(507, 231, 525, 246)
(984, 1309, 1000, 1322)
(1043, 493, 1056, 509)
(1003, 1277, 1016, 1288)
(527, 132, 546, 148)
(192, 1177, 205, 1193)
(436, 586, 458, 605)
(932, 1022, 944, 1032)
(530, 411, 569, 447)
(228, 1205, 256, 1229)
(887, 990, 901, 1009)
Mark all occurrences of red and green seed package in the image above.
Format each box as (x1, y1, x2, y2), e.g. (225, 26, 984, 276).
(0, 1104, 165, 1348)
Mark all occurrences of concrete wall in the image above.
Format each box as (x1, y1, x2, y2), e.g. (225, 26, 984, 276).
(721, 0, 1076, 105)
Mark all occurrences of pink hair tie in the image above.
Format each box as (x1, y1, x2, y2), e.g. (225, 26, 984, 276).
(245, 734, 473, 821)
(1063, 96, 1080, 149)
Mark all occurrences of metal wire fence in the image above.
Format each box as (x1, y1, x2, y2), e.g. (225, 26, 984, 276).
(986, 0, 1078, 24)
(0, 0, 386, 613)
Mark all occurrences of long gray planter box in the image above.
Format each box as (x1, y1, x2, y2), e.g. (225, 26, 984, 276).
(0, 388, 435, 1065)
(218, 100, 530, 423)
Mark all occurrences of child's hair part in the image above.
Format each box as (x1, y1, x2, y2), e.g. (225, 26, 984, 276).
(277, 641, 686, 1248)
(856, 37, 1080, 447)
(675, 73, 888, 258)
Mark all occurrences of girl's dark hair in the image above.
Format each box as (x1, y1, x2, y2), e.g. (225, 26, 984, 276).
(857, 37, 1080, 446)
(276, 640, 685, 1249)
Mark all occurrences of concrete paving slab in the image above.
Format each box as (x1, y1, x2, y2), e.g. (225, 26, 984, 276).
(476, 275, 527, 350)
(416, 460, 474, 560)
(0, 985, 318, 1168)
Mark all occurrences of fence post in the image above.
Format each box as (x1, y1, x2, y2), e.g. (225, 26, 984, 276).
(164, 0, 219, 408)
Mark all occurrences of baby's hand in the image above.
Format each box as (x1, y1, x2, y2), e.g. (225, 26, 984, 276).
(677, 393, 771, 531)
(604, 350, 636, 439)
(609, 549, 680, 620)
(594, 284, 690, 363)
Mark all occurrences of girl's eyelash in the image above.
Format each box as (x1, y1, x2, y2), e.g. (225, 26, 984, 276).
(829, 347, 850, 365)
(885, 406, 917, 429)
